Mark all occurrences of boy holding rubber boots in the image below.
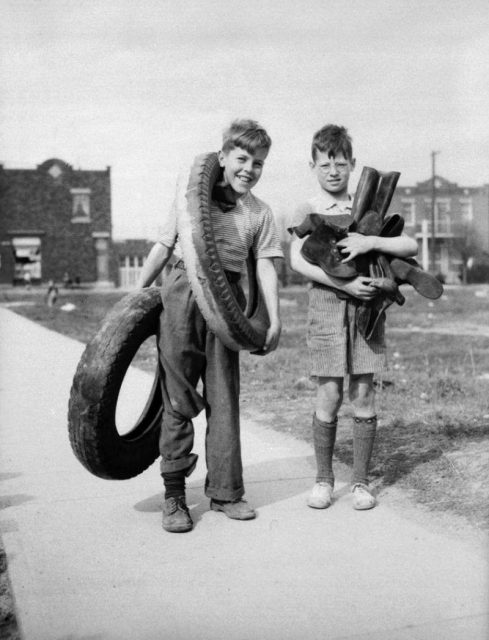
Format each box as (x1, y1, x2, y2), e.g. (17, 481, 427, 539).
(289, 124, 441, 511)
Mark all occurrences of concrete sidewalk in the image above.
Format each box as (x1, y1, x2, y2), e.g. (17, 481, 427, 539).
(0, 306, 488, 640)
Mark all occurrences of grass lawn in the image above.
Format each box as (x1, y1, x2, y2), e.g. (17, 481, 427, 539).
(2, 283, 489, 531)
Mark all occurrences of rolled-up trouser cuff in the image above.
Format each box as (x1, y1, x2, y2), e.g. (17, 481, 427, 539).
(205, 483, 244, 502)
(160, 453, 198, 477)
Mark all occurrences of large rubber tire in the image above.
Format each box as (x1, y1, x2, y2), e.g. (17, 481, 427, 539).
(68, 288, 163, 480)
(176, 152, 270, 352)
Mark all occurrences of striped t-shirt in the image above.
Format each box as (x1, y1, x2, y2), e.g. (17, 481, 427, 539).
(159, 177, 283, 273)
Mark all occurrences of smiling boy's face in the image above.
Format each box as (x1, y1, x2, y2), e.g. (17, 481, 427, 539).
(218, 146, 268, 195)
(310, 150, 355, 197)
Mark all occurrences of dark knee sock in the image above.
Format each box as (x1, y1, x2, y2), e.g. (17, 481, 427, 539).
(313, 413, 338, 486)
(162, 471, 186, 499)
(352, 416, 377, 485)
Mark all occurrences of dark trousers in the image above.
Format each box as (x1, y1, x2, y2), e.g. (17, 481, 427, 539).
(158, 266, 244, 502)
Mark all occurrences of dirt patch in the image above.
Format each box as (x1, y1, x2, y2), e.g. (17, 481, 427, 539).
(379, 484, 488, 550)
(392, 439, 489, 531)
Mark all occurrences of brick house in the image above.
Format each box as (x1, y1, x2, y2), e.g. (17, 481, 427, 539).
(0, 158, 116, 286)
(390, 176, 489, 283)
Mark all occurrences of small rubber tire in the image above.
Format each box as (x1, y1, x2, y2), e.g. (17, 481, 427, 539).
(177, 151, 270, 352)
(67, 288, 163, 480)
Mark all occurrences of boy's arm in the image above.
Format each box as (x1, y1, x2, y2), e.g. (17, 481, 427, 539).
(338, 232, 418, 262)
(136, 242, 173, 288)
(255, 257, 281, 353)
(290, 235, 377, 301)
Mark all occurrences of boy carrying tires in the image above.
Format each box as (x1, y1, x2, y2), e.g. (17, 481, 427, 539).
(138, 119, 283, 532)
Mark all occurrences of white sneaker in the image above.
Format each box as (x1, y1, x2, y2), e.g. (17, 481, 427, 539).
(351, 483, 376, 510)
(307, 482, 334, 509)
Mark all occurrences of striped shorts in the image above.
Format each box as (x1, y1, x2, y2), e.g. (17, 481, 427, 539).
(307, 284, 387, 377)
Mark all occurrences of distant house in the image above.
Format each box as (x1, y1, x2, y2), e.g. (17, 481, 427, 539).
(0, 158, 116, 287)
(113, 238, 160, 288)
(390, 176, 489, 283)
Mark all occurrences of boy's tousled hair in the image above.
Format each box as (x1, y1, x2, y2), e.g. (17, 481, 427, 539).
(311, 124, 353, 162)
(222, 119, 272, 154)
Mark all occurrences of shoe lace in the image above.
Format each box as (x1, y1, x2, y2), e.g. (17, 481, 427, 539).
(352, 483, 370, 495)
(176, 496, 189, 511)
(166, 496, 188, 514)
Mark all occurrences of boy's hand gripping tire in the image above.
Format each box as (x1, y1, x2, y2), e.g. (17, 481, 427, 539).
(67, 288, 163, 480)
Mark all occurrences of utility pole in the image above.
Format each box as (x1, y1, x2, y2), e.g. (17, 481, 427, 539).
(430, 151, 440, 273)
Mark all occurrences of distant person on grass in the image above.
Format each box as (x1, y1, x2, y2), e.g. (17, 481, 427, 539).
(23, 270, 32, 289)
(137, 119, 283, 533)
(288, 124, 418, 511)
(45, 280, 58, 307)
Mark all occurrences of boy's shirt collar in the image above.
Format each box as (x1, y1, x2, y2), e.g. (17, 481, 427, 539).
(316, 188, 352, 214)
(212, 182, 239, 212)
(212, 184, 253, 212)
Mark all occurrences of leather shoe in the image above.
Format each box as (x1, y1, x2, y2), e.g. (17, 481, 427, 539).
(301, 223, 357, 279)
(390, 257, 444, 299)
(210, 498, 256, 520)
(373, 254, 405, 305)
(370, 277, 399, 296)
(355, 209, 384, 236)
(356, 294, 394, 341)
(162, 496, 193, 533)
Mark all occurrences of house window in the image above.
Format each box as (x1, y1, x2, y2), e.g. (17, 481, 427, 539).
(423, 198, 452, 234)
(118, 254, 146, 288)
(12, 236, 42, 281)
(460, 198, 473, 222)
(400, 199, 415, 226)
(71, 188, 91, 222)
(435, 199, 451, 234)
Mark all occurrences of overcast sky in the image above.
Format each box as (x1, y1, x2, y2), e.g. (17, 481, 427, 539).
(2, 0, 489, 239)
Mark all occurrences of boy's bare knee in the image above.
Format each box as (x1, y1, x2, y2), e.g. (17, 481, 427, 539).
(316, 377, 343, 421)
(349, 374, 375, 416)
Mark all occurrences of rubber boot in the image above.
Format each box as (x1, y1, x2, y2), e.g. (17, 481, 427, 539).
(350, 167, 380, 224)
(370, 171, 401, 219)
(301, 222, 358, 279)
(380, 213, 405, 238)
